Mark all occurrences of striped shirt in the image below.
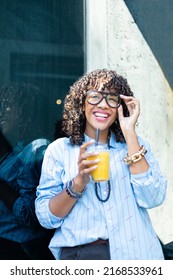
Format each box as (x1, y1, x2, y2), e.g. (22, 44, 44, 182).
(35, 133, 167, 259)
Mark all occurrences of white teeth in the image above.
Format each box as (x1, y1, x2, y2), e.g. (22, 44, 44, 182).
(94, 112, 108, 118)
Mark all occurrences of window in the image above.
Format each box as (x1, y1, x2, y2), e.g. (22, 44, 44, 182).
(0, 0, 84, 145)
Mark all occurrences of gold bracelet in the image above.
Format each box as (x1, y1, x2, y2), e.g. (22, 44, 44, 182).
(124, 145, 147, 165)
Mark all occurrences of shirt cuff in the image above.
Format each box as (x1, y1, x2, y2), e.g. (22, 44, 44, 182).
(131, 168, 152, 184)
(47, 206, 64, 228)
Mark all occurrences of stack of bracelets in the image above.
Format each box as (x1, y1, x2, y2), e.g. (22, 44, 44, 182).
(123, 145, 147, 165)
(65, 178, 85, 199)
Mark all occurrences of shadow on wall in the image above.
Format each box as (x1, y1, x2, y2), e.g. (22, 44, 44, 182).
(124, 0, 173, 89)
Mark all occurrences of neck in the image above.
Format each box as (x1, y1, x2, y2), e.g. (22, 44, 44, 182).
(85, 129, 109, 144)
(98, 132, 109, 143)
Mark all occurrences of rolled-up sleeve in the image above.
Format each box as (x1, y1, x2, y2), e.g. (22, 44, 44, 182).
(35, 142, 65, 229)
(130, 139, 167, 209)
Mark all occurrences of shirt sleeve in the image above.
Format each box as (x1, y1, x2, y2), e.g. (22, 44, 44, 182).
(35, 140, 65, 229)
(130, 138, 167, 209)
(12, 139, 50, 227)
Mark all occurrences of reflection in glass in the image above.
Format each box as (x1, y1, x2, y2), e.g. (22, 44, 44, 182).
(0, 0, 84, 141)
(0, 83, 46, 148)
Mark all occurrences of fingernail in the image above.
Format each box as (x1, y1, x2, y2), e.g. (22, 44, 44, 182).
(92, 165, 98, 169)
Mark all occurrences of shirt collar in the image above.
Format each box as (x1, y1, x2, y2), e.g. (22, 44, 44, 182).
(84, 132, 125, 150)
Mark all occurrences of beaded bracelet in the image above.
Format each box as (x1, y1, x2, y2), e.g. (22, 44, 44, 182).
(124, 145, 147, 165)
(65, 179, 85, 199)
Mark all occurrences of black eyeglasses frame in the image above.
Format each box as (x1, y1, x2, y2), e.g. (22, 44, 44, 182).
(86, 90, 121, 108)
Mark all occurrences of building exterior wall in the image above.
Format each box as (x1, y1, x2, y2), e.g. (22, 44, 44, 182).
(86, 0, 173, 243)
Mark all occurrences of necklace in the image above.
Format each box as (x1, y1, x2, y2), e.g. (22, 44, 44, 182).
(94, 135, 111, 202)
(95, 180, 111, 202)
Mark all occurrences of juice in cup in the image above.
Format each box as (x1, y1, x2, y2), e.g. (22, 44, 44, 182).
(87, 143, 110, 182)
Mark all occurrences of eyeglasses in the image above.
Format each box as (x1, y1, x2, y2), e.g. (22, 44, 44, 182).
(86, 90, 121, 108)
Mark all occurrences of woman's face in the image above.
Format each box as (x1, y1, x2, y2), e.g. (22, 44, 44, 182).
(83, 86, 119, 140)
(0, 105, 18, 138)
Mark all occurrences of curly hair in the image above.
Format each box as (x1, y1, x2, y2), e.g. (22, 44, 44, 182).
(62, 69, 134, 145)
(0, 83, 45, 145)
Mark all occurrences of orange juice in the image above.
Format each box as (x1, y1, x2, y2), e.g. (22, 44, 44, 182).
(88, 150, 110, 182)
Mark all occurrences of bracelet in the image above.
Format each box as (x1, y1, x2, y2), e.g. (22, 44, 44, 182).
(124, 145, 147, 165)
(65, 179, 85, 199)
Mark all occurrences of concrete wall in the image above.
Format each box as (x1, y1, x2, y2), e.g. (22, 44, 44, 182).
(86, 0, 173, 243)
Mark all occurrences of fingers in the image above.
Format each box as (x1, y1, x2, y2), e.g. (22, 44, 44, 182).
(78, 141, 99, 177)
(119, 95, 140, 116)
(79, 164, 98, 176)
(79, 141, 98, 163)
(79, 141, 95, 156)
(120, 95, 140, 108)
(78, 153, 99, 175)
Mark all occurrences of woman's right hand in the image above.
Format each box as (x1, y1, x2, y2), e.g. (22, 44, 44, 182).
(74, 141, 99, 191)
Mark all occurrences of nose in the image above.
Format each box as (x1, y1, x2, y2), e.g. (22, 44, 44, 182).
(97, 97, 109, 108)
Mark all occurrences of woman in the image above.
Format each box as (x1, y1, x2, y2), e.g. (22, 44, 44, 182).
(35, 69, 167, 260)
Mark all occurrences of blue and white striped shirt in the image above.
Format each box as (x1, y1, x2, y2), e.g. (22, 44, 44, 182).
(35, 133, 167, 259)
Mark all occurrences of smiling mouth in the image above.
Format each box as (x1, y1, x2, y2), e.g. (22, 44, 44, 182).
(94, 112, 109, 118)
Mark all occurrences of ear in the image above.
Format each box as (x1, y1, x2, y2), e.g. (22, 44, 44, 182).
(82, 103, 85, 111)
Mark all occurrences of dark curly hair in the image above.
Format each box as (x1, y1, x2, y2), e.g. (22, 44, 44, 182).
(62, 69, 134, 145)
(0, 83, 45, 146)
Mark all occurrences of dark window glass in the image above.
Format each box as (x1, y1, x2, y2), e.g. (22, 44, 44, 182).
(0, 0, 84, 146)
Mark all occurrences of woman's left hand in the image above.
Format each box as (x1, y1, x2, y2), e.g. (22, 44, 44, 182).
(118, 95, 140, 134)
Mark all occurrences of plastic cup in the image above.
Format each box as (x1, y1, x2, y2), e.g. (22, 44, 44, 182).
(87, 143, 110, 182)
